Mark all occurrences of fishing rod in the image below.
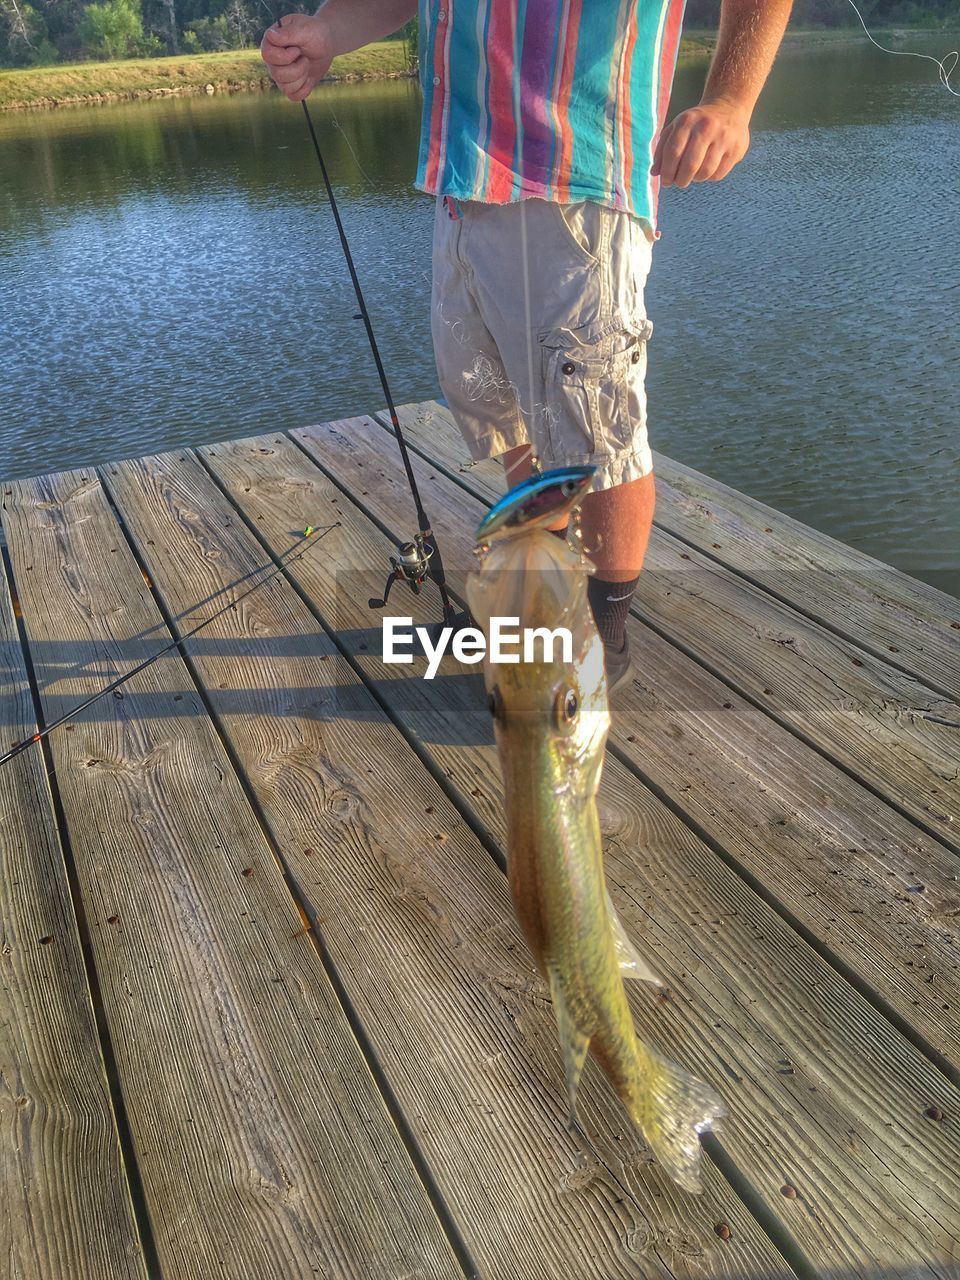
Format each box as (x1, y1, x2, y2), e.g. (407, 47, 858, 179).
(0, 521, 339, 768)
(274, 13, 456, 626)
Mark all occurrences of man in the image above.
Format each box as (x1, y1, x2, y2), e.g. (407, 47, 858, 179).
(262, 0, 793, 693)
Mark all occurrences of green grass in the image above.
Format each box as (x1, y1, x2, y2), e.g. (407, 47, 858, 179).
(1, 34, 721, 110)
(0, 40, 411, 110)
(676, 32, 715, 58)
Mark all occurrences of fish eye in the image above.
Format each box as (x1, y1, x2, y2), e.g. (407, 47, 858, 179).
(554, 686, 579, 726)
(486, 686, 504, 721)
(561, 479, 577, 496)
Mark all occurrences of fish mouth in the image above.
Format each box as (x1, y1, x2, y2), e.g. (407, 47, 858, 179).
(476, 465, 597, 541)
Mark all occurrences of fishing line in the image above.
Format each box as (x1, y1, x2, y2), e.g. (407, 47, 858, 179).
(0, 521, 339, 768)
(328, 108, 378, 188)
(845, 0, 959, 95)
(519, 199, 538, 442)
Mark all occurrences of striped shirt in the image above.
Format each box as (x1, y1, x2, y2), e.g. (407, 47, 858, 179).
(415, 0, 687, 233)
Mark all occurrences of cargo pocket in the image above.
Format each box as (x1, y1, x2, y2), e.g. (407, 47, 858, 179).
(549, 201, 603, 269)
(538, 317, 654, 460)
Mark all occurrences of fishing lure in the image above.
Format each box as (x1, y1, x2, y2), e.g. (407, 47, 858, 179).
(476, 466, 596, 542)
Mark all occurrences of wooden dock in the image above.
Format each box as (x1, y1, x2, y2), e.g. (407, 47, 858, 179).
(2, 399, 959, 1280)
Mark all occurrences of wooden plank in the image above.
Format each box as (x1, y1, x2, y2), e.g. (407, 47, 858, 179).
(103, 447, 786, 1280)
(2, 468, 463, 1280)
(209, 426, 960, 1276)
(290, 410, 960, 1065)
(366, 403, 960, 850)
(0, 554, 146, 1280)
(390, 400, 960, 698)
(650, 451, 960, 698)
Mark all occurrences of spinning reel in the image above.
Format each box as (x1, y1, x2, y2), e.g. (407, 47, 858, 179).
(368, 533, 436, 608)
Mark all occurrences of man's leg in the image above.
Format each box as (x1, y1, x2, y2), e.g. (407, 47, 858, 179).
(452, 199, 656, 685)
(578, 473, 656, 581)
(578, 474, 654, 664)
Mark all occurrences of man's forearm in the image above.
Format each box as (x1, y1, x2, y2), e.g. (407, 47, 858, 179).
(702, 0, 794, 116)
(316, 0, 417, 57)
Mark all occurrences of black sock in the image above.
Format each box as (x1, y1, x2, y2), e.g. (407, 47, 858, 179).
(587, 574, 640, 651)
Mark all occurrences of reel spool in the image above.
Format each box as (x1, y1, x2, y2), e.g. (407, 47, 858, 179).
(368, 533, 435, 608)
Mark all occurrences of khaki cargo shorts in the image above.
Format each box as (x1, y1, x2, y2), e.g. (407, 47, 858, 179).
(431, 196, 655, 491)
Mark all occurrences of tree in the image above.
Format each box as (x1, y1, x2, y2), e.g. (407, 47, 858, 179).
(77, 0, 153, 58)
(222, 0, 254, 49)
(33, 0, 86, 59)
(3, 0, 960, 69)
(0, 0, 57, 64)
(158, 0, 177, 52)
(182, 0, 253, 51)
(1, 0, 32, 49)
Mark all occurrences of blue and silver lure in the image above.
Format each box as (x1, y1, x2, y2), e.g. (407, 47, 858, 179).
(476, 466, 597, 542)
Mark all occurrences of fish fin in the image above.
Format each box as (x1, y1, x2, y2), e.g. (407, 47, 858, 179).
(547, 967, 591, 1126)
(635, 1050, 727, 1195)
(605, 889, 663, 985)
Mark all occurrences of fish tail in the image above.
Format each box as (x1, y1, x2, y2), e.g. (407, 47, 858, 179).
(633, 1051, 726, 1195)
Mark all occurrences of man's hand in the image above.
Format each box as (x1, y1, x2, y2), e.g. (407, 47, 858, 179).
(651, 101, 751, 189)
(653, 0, 793, 189)
(261, 13, 335, 102)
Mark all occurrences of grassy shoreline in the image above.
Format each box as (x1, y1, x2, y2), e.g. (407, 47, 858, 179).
(0, 41, 413, 111)
(0, 36, 719, 112)
(1, 25, 952, 112)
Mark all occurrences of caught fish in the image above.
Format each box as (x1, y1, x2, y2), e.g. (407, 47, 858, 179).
(466, 521, 725, 1193)
(476, 465, 596, 541)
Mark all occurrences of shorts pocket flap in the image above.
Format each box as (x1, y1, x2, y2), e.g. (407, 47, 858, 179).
(539, 315, 653, 354)
(541, 319, 653, 386)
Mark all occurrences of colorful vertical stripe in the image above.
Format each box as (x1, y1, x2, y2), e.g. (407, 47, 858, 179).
(649, 0, 686, 227)
(421, 0, 453, 192)
(484, 0, 518, 202)
(613, 2, 639, 207)
(416, 0, 688, 232)
(549, 0, 581, 203)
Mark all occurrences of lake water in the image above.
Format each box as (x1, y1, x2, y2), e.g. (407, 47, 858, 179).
(1, 36, 957, 595)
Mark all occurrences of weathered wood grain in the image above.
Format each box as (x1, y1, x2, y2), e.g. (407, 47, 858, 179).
(215, 427, 960, 1276)
(288, 411, 960, 1063)
(0, 553, 146, 1280)
(2, 469, 462, 1280)
(650, 454, 960, 699)
(366, 402, 960, 850)
(102, 447, 787, 1279)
